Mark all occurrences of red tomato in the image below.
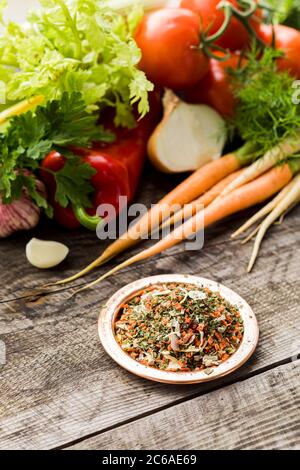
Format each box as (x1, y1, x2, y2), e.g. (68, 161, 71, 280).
(258, 24, 300, 79)
(135, 8, 209, 89)
(182, 53, 246, 117)
(180, 0, 262, 51)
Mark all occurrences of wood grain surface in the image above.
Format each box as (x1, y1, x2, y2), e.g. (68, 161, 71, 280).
(68, 361, 300, 450)
(0, 167, 299, 450)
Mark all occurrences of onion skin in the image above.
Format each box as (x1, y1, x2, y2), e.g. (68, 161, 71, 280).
(147, 92, 180, 173)
(0, 179, 45, 238)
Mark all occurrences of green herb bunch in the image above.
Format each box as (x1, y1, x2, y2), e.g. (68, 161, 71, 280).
(0, 0, 153, 215)
(0, 93, 113, 216)
(0, 0, 152, 126)
(231, 47, 300, 154)
(265, 0, 300, 29)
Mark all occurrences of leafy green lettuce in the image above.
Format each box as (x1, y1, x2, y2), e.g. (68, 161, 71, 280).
(0, 0, 153, 126)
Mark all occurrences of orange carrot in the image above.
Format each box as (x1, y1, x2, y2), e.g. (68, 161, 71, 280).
(57, 146, 255, 285)
(159, 169, 244, 233)
(74, 162, 294, 293)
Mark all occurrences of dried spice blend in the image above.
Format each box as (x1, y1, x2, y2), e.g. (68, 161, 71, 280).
(114, 282, 244, 373)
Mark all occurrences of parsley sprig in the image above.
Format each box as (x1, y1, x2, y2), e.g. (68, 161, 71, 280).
(0, 92, 113, 214)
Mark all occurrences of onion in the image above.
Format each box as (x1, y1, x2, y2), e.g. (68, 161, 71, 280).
(147, 90, 227, 173)
(169, 332, 180, 351)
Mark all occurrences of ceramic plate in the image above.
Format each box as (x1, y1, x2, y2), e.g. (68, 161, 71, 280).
(98, 274, 259, 384)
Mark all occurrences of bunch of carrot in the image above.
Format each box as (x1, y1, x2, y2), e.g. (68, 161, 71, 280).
(53, 133, 300, 293)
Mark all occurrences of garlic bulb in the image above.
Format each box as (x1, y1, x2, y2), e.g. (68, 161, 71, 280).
(0, 179, 45, 238)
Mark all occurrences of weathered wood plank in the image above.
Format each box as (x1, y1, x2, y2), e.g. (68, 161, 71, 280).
(0, 219, 299, 449)
(68, 360, 300, 450)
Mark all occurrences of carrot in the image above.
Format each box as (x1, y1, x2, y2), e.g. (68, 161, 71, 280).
(56, 144, 255, 286)
(73, 162, 295, 294)
(247, 173, 300, 272)
(218, 133, 300, 199)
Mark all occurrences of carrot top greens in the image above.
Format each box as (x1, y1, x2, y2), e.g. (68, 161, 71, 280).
(114, 283, 244, 373)
(231, 47, 300, 154)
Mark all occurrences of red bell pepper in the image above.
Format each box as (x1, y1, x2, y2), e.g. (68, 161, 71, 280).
(40, 149, 132, 229)
(40, 92, 161, 230)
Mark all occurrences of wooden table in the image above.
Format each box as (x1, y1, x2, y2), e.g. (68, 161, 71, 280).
(0, 166, 299, 450)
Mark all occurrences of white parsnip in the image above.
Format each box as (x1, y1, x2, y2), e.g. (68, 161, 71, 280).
(275, 198, 300, 225)
(241, 225, 261, 245)
(247, 173, 300, 272)
(231, 183, 293, 239)
(219, 133, 300, 198)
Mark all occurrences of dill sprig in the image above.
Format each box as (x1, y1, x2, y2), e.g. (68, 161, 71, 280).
(264, 0, 300, 29)
(231, 47, 300, 154)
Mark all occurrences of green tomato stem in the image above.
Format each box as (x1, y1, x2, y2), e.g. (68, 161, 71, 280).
(204, 5, 233, 44)
(202, 0, 267, 58)
(227, 0, 257, 18)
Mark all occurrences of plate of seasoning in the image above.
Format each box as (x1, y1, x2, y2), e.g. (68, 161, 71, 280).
(98, 274, 259, 384)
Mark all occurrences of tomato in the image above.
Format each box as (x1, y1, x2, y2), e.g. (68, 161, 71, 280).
(135, 8, 209, 89)
(182, 53, 246, 117)
(258, 24, 300, 79)
(180, 0, 262, 51)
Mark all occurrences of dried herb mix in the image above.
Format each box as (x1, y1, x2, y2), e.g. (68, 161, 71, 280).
(114, 283, 244, 373)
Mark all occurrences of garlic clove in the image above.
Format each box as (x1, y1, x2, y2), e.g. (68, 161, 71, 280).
(26, 238, 69, 269)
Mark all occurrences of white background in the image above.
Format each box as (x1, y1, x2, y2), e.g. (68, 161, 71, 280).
(4, 0, 180, 23)
(5, 0, 40, 23)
